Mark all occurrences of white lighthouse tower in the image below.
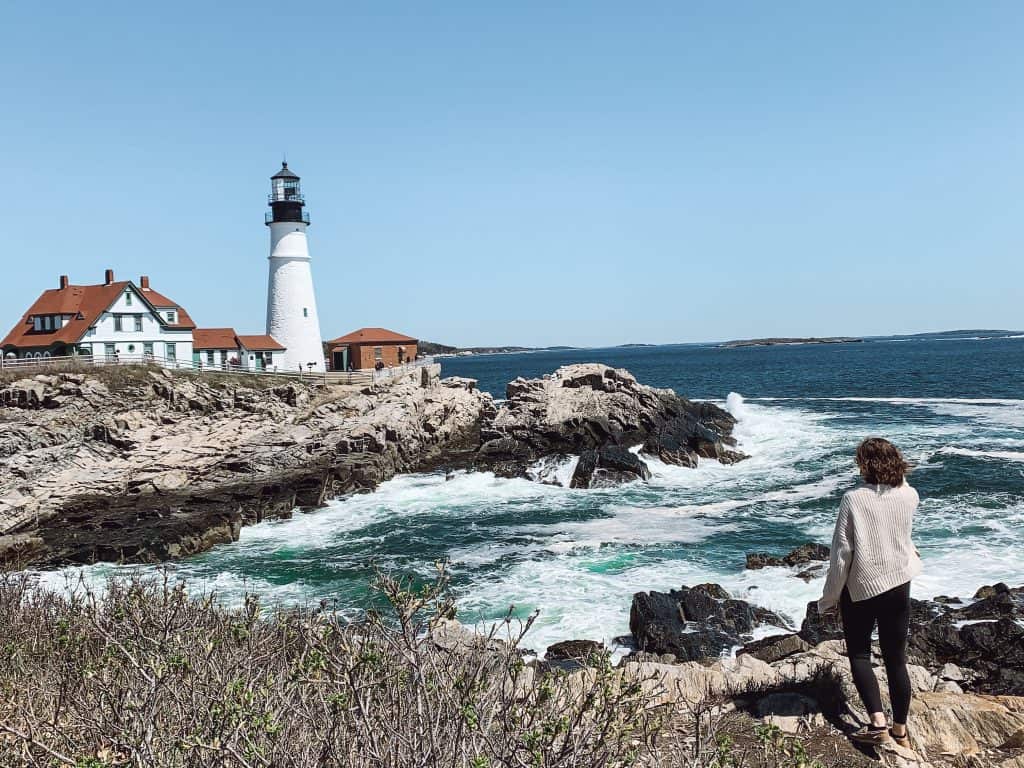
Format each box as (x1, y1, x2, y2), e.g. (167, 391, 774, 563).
(265, 162, 325, 372)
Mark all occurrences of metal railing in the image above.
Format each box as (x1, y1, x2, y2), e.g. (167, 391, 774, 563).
(1, 352, 435, 387)
(268, 193, 305, 204)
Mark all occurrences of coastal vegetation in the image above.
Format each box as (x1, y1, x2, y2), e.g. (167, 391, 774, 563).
(0, 567, 868, 768)
(7, 563, 1021, 766)
(0, 359, 310, 391)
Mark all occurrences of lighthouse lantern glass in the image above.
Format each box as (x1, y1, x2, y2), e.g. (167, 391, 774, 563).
(272, 177, 300, 202)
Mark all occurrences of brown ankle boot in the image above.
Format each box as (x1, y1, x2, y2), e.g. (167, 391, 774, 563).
(890, 728, 911, 749)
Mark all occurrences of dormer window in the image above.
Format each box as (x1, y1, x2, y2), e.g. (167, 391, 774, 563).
(166, 310, 176, 323)
(33, 317, 42, 331)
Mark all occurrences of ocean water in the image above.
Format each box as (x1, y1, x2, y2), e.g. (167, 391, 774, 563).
(39, 333, 1024, 655)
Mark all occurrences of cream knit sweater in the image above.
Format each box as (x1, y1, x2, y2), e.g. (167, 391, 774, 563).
(818, 482, 923, 612)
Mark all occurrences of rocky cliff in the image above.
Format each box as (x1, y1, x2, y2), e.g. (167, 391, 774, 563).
(1, 362, 741, 567)
(0, 365, 488, 566)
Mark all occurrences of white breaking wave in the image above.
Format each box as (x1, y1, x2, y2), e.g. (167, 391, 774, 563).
(526, 455, 580, 488)
(749, 396, 1024, 430)
(751, 396, 1024, 406)
(937, 447, 1024, 463)
(534, 507, 740, 554)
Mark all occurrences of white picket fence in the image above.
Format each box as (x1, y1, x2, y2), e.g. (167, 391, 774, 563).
(0, 352, 435, 387)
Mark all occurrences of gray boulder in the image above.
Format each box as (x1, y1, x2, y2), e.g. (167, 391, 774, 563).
(477, 363, 746, 484)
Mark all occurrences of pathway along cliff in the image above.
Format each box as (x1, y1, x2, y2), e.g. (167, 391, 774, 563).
(0, 363, 740, 567)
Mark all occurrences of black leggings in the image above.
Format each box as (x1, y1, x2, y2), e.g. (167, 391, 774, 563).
(840, 582, 912, 724)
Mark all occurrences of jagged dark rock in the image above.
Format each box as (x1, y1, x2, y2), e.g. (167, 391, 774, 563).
(798, 601, 844, 646)
(545, 639, 605, 662)
(737, 633, 811, 664)
(795, 586, 1024, 697)
(950, 590, 1023, 621)
(746, 543, 830, 570)
(570, 446, 651, 488)
(910, 615, 1024, 696)
(974, 582, 1015, 600)
(629, 583, 787, 662)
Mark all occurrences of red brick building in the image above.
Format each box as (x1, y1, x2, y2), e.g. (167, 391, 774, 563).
(327, 327, 418, 371)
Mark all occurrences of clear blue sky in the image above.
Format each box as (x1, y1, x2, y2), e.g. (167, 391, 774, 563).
(2, 1, 1022, 347)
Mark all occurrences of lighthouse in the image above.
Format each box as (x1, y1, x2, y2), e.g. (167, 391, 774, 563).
(265, 162, 325, 372)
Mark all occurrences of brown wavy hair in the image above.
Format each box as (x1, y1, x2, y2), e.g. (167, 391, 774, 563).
(856, 437, 909, 486)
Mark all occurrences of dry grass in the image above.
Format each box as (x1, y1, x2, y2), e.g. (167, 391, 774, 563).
(0, 362, 314, 393)
(0, 564, 858, 768)
(0, 360, 138, 388)
(0, 566, 666, 768)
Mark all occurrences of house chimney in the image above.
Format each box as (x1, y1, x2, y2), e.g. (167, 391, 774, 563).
(140, 275, 150, 289)
(59, 275, 69, 290)
(104, 269, 114, 285)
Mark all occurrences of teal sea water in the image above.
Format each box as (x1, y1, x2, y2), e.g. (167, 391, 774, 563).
(41, 332, 1024, 653)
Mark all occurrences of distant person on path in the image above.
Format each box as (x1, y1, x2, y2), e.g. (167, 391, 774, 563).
(818, 437, 922, 750)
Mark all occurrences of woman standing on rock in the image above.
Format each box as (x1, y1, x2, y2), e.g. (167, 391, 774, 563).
(818, 437, 922, 749)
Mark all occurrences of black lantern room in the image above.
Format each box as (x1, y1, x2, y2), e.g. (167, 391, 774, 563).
(266, 162, 310, 225)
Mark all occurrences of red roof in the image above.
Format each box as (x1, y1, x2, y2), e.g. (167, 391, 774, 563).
(1, 277, 194, 350)
(141, 288, 196, 329)
(236, 334, 285, 351)
(193, 327, 239, 350)
(328, 327, 417, 346)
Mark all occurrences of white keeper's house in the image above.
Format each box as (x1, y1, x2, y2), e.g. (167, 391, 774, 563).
(1, 270, 197, 364)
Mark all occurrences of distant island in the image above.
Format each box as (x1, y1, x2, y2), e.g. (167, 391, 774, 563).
(420, 330, 1020, 357)
(886, 329, 1021, 340)
(720, 337, 863, 348)
(418, 341, 578, 357)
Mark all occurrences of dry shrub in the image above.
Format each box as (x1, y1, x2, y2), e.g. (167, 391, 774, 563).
(0, 566, 666, 767)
